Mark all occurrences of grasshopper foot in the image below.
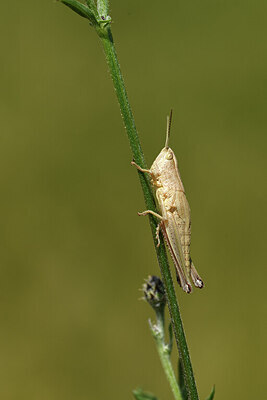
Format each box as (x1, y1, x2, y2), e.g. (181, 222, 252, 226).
(156, 221, 164, 247)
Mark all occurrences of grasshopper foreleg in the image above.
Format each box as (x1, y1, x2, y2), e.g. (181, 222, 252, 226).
(131, 161, 152, 175)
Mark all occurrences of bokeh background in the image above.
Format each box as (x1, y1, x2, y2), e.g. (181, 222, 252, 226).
(0, 1, 266, 399)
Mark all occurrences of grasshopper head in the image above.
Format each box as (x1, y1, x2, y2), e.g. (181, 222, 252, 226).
(151, 147, 177, 176)
(163, 147, 174, 161)
(159, 146, 175, 162)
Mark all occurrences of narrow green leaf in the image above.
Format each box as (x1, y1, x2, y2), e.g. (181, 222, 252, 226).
(59, 0, 98, 25)
(133, 388, 158, 400)
(178, 359, 184, 390)
(168, 322, 173, 354)
(178, 359, 188, 400)
(205, 386, 215, 400)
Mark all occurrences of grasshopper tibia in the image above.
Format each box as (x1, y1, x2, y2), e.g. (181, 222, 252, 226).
(137, 210, 164, 220)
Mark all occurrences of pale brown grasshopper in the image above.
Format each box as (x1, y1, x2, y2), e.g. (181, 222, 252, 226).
(132, 111, 203, 293)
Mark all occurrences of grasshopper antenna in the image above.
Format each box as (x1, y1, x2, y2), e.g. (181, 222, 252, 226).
(165, 109, 173, 148)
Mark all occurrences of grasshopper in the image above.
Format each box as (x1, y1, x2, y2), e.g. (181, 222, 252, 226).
(132, 111, 203, 293)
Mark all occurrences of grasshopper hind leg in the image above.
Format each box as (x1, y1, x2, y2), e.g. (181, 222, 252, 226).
(190, 261, 204, 288)
(175, 272, 192, 294)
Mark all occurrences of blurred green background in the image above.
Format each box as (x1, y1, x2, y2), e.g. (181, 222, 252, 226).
(0, 1, 266, 399)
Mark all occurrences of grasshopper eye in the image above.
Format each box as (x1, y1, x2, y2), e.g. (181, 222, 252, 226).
(166, 151, 173, 160)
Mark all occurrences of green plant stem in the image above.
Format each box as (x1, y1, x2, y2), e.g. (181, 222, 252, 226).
(99, 25, 199, 400)
(151, 309, 182, 400)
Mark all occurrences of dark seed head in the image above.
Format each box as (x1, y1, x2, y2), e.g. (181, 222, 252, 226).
(143, 275, 166, 310)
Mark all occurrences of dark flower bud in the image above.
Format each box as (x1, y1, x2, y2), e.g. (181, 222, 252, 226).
(143, 275, 166, 311)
